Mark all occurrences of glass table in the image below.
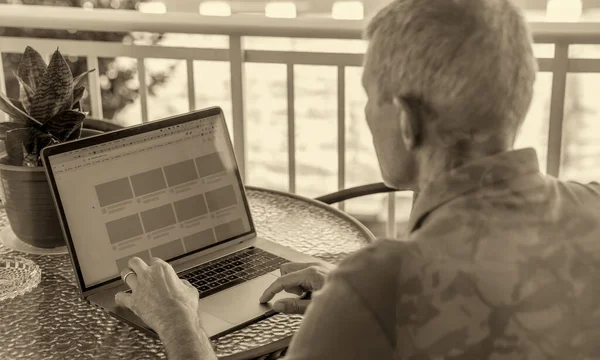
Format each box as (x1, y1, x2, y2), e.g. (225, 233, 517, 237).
(0, 187, 375, 359)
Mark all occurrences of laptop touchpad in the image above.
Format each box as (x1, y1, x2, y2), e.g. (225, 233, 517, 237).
(198, 274, 289, 324)
(198, 308, 234, 338)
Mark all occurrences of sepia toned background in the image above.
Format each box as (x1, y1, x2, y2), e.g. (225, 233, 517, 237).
(1, 0, 598, 237)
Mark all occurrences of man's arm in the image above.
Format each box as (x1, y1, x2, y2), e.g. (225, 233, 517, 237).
(114, 258, 218, 360)
(284, 242, 402, 360)
(284, 278, 395, 359)
(158, 317, 216, 360)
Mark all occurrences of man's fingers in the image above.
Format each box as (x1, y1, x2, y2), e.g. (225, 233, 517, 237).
(280, 262, 317, 275)
(259, 278, 284, 303)
(148, 257, 181, 287)
(280, 262, 321, 276)
(272, 299, 310, 315)
(182, 279, 199, 298)
(148, 257, 166, 266)
(128, 257, 148, 274)
(259, 270, 309, 303)
(115, 291, 134, 310)
(287, 287, 304, 296)
(120, 268, 138, 290)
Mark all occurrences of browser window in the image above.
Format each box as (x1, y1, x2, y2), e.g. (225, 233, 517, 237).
(48, 115, 252, 288)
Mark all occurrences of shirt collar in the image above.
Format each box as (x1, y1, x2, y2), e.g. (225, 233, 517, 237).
(407, 148, 540, 232)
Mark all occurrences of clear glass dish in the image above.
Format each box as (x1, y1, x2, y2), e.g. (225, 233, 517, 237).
(0, 256, 41, 302)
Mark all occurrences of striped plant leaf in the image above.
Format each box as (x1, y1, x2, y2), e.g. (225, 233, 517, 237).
(72, 86, 86, 108)
(29, 49, 74, 123)
(22, 142, 38, 167)
(72, 101, 82, 112)
(6, 98, 39, 128)
(0, 122, 25, 141)
(0, 90, 40, 125)
(67, 122, 83, 141)
(73, 69, 95, 88)
(43, 110, 86, 141)
(5, 128, 30, 166)
(8, 98, 26, 113)
(17, 46, 47, 91)
(20, 128, 56, 167)
(16, 75, 35, 113)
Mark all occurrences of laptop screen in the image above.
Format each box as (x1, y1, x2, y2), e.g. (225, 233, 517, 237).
(47, 112, 253, 289)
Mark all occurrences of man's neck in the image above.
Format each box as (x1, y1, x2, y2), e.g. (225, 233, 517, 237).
(414, 146, 512, 191)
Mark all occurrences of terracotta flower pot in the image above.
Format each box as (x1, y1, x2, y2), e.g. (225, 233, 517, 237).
(0, 128, 108, 248)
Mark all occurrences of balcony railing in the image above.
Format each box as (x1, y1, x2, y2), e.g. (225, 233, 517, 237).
(1, 4, 600, 238)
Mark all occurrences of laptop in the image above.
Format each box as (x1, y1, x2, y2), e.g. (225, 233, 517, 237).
(41, 107, 330, 339)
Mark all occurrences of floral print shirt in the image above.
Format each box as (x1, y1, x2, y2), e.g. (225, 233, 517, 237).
(285, 148, 600, 360)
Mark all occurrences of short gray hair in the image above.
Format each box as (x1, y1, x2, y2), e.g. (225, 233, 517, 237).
(364, 0, 538, 148)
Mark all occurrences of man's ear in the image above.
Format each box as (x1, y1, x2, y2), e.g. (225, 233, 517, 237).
(393, 96, 422, 150)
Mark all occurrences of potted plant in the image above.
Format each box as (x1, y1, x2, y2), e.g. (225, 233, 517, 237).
(0, 46, 120, 248)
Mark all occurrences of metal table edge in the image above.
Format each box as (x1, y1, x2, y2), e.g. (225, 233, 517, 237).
(218, 335, 293, 360)
(245, 186, 376, 244)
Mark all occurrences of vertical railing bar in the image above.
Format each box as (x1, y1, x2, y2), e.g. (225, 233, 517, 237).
(137, 57, 149, 123)
(0, 53, 5, 205)
(0, 53, 6, 122)
(186, 59, 196, 111)
(85, 55, 103, 119)
(411, 191, 419, 212)
(546, 43, 569, 177)
(386, 193, 397, 239)
(287, 63, 296, 193)
(229, 36, 247, 181)
(337, 66, 346, 211)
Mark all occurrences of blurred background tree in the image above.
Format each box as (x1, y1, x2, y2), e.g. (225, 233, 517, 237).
(0, 0, 175, 120)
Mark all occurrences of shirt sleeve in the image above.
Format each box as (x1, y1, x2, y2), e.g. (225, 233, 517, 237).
(283, 275, 396, 360)
(283, 240, 405, 360)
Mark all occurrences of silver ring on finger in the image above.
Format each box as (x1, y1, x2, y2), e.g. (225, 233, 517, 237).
(122, 270, 136, 284)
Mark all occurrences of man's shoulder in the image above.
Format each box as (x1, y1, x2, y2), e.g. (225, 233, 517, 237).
(412, 177, 600, 248)
(333, 239, 417, 281)
(560, 180, 600, 201)
(331, 239, 429, 303)
(328, 239, 420, 339)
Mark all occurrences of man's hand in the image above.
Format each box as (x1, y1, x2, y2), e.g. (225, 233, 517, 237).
(115, 257, 200, 336)
(259, 262, 330, 314)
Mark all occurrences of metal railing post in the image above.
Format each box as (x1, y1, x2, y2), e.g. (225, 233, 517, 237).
(86, 55, 104, 119)
(186, 59, 196, 111)
(137, 57, 149, 123)
(287, 63, 296, 193)
(337, 66, 346, 211)
(229, 36, 247, 181)
(546, 44, 569, 177)
(0, 54, 6, 122)
(386, 193, 397, 239)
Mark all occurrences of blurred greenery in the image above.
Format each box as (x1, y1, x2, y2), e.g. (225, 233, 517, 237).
(0, 0, 174, 120)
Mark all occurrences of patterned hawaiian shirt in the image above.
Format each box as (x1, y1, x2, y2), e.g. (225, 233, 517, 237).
(284, 148, 600, 360)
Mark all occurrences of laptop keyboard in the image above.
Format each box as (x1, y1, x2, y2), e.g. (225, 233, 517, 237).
(180, 247, 289, 299)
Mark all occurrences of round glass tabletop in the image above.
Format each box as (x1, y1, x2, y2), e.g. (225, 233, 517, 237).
(0, 187, 374, 359)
